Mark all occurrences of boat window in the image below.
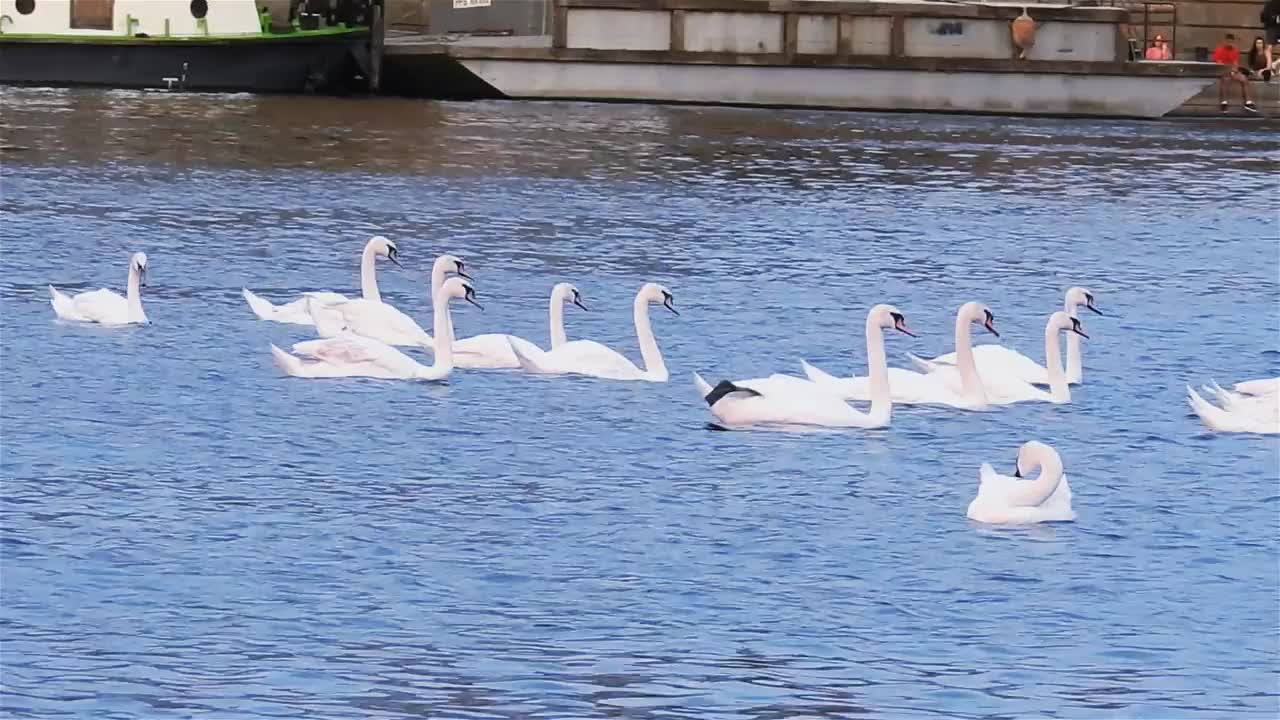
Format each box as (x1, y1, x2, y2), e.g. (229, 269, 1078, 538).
(15, 0, 34, 15)
(69, 0, 113, 29)
(190, 0, 208, 19)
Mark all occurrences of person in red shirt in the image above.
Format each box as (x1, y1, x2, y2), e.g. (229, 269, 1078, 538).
(1212, 33, 1257, 114)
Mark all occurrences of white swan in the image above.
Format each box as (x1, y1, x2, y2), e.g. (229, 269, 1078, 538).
(912, 311, 1089, 406)
(692, 304, 916, 428)
(242, 235, 402, 325)
(271, 277, 482, 380)
(50, 252, 149, 325)
(1187, 382, 1279, 434)
(308, 253, 468, 349)
(448, 282, 589, 369)
(967, 440, 1077, 525)
(908, 286, 1102, 385)
(802, 301, 1000, 410)
(508, 282, 677, 382)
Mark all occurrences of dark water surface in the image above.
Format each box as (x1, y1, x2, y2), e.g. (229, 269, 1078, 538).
(2, 88, 1278, 719)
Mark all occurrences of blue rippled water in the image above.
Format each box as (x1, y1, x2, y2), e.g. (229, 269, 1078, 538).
(1, 88, 1277, 718)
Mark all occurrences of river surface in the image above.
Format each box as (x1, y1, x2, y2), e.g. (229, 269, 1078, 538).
(1, 88, 1277, 719)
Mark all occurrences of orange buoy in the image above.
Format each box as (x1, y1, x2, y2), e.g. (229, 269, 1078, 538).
(1011, 7, 1036, 60)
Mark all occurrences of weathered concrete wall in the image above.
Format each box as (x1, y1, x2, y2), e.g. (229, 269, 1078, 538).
(423, 0, 552, 35)
(567, 9, 669, 50)
(558, 2, 1124, 63)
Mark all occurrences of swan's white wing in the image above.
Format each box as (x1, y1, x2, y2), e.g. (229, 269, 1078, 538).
(802, 360, 961, 405)
(71, 288, 131, 324)
(328, 299, 433, 347)
(533, 339, 642, 379)
(301, 291, 350, 305)
(451, 333, 524, 369)
(911, 345, 1049, 385)
(1035, 475, 1077, 521)
(702, 373, 872, 427)
(50, 286, 89, 321)
(287, 334, 422, 378)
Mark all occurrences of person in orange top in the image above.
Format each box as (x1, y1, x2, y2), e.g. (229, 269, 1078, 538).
(1144, 34, 1172, 60)
(1212, 33, 1257, 114)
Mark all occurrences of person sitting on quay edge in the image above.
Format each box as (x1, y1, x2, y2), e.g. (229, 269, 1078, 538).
(1144, 34, 1172, 60)
(1212, 33, 1257, 113)
(1263, 0, 1280, 80)
(1247, 36, 1270, 77)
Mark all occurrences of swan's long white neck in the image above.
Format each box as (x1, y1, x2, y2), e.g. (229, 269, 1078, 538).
(1044, 321, 1070, 403)
(422, 287, 455, 377)
(864, 315, 891, 425)
(359, 242, 382, 303)
(549, 286, 569, 348)
(1063, 297, 1082, 383)
(633, 294, 667, 381)
(126, 264, 146, 323)
(431, 260, 453, 341)
(954, 311, 987, 406)
(1009, 445, 1064, 507)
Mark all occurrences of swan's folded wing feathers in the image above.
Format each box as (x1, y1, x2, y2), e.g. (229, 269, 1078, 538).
(333, 299, 431, 345)
(72, 288, 129, 322)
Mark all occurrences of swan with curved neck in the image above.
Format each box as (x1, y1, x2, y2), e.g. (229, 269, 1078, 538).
(242, 235, 402, 325)
(907, 287, 1102, 386)
(694, 304, 916, 428)
(802, 301, 999, 410)
(449, 282, 589, 369)
(508, 283, 677, 382)
(308, 253, 469, 349)
(50, 251, 149, 325)
(967, 440, 1076, 524)
(272, 277, 482, 380)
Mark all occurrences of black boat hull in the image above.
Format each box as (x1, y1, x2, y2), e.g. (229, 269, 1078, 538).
(0, 32, 372, 94)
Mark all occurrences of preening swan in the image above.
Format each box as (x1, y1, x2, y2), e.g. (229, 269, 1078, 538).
(908, 286, 1102, 385)
(509, 282, 677, 382)
(309, 253, 469, 349)
(1187, 381, 1279, 434)
(693, 304, 916, 428)
(242, 235, 402, 325)
(449, 282, 589, 369)
(802, 301, 1000, 410)
(967, 440, 1077, 524)
(50, 252, 149, 326)
(271, 277, 482, 381)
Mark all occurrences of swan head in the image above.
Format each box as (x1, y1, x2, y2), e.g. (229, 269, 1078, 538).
(441, 276, 483, 310)
(960, 301, 999, 337)
(434, 254, 471, 281)
(640, 283, 678, 316)
(1065, 286, 1102, 315)
(130, 252, 148, 287)
(369, 235, 403, 268)
(869, 304, 916, 337)
(1014, 440, 1060, 478)
(1048, 311, 1089, 339)
(554, 282, 588, 311)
